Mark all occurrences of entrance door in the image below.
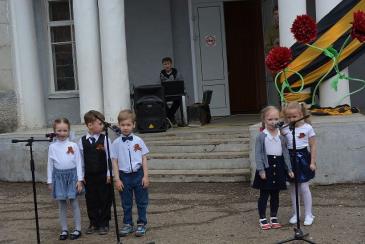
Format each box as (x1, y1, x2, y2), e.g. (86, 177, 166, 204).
(193, 2, 230, 116)
(224, 0, 267, 113)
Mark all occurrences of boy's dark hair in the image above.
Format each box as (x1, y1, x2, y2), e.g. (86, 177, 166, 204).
(84, 110, 105, 125)
(161, 57, 172, 64)
(53, 117, 70, 131)
(118, 109, 136, 123)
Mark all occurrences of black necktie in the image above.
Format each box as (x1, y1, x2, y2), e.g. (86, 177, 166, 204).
(122, 136, 133, 142)
(90, 137, 96, 144)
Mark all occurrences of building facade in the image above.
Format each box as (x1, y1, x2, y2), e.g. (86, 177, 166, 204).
(0, 0, 364, 132)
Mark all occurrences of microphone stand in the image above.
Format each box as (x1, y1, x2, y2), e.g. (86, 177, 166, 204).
(11, 137, 53, 244)
(276, 115, 316, 244)
(91, 113, 122, 244)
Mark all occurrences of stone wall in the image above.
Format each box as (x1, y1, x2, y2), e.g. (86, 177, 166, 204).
(0, 90, 17, 132)
(0, 0, 17, 132)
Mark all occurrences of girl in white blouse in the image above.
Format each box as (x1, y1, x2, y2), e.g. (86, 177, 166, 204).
(47, 118, 83, 240)
(253, 106, 294, 230)
(282, 102, 317, 226)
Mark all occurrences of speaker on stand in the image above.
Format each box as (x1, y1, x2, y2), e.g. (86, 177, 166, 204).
(134, 85, 167, 133)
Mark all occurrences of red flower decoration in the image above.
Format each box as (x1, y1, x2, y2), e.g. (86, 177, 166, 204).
(265, 47, 293, 72)
(134, 144, 142, 152)
(67, 146, 74, 154)
(96, 144, 105, 151)
(291, 15, 317, 44)
(351, 11, 365, 42)
(298, 133, 306, 139)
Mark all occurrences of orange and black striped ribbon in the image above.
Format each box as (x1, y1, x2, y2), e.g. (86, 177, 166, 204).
(279, 0, 365, 90)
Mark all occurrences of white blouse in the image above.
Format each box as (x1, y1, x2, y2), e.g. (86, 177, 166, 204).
(282, 123, 316, 149)
(47, 139, 83, 184)
(263, 129, 282, 156)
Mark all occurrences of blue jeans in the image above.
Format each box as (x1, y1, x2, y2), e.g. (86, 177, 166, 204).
(119, 169, 148, 225)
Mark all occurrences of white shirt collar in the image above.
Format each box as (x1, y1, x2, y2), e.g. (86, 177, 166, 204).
(121, 132, 134, 137)
(86, 133, 100, 140)
(263, 128, 280, 141)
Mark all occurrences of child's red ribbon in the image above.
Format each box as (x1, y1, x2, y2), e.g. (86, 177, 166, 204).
(96, 144, 105, 151)
(134, 144, 142, 152)
(67, 146, 74, 154)
(298, 133, 306, 139)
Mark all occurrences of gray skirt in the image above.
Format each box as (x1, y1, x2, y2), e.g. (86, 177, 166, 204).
(52, 167, 78, 200)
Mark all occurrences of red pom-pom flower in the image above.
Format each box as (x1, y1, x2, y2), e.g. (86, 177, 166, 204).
(351, 10, 365, 42)
(265, 47, 293, 72)
(291, 15, 317, 44)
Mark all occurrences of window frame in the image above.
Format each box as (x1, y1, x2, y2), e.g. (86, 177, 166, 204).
(46, 0, 78, 95)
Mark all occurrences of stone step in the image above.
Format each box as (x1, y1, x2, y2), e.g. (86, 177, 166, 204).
(138, 127, 249, 137)
(149, 169, 251, 182)
(148, 157, 250, 170)
(142, 133, 249, 141)
(147, 151, 248, 159)
(145, 137, 248, 146)
(148, 142, 248, 153)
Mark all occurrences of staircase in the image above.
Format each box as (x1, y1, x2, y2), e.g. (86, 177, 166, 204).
(139, 126, 251, 182)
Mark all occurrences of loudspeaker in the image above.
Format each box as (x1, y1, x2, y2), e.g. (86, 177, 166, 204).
(134, 85, 167, 133)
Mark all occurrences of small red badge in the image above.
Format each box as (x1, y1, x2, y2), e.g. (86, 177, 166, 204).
(134, 144, 142, 152)
(67, 146, 74, 154)
(298, 133, 306, 139)
(96, 144, 105, 151)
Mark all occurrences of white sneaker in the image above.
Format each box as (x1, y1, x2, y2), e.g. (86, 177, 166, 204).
(289, 215, 298, 224)
(304, 215, 315, 226)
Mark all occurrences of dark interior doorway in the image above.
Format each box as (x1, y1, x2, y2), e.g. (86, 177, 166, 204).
(224, 0, 267, 114)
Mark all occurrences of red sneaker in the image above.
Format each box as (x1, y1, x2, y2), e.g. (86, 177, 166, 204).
(270, 217, 282, 229)
(259, 218, 271, 230)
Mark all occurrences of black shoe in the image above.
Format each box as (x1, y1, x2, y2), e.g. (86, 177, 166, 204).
(59, 230, 68, 240)
(70, 230, 81, 240)
(98, 226, 109, 235)
(86, 225, 96, 234)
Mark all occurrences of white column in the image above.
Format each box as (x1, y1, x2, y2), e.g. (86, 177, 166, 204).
(316, 0, 351, 107)
(278, 0, 307, 47)
(98, 0, 130, 122)
(73, 0, 104, 120)
(9, 0, 46, 129)
(278, 0, 311, 98)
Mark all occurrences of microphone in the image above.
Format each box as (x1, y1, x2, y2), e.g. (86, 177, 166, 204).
(45, 132, 58, 138)
(274, 121, 285, 128)
(110, 125, 121, 135)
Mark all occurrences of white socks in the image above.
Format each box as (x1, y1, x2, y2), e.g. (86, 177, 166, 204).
(58, 199, 81, 231)
(289, 182, 313, 218)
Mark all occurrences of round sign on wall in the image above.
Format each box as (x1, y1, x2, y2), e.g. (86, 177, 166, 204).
(204, 35, 216, 47)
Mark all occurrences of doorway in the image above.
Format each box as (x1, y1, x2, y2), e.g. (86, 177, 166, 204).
(224, 0, 267, 114)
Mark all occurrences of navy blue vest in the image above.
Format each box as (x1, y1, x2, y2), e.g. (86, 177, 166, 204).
(82, 134, 107, 175)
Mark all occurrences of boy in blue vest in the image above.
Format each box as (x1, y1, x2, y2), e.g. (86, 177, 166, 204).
(111, 109, 150, 237)
(78, 110, 112, 235)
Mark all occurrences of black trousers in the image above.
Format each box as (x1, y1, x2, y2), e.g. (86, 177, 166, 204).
(85, 174, 112, 227)
(165, 97, 181, 122)
(258, 189, 280, 219)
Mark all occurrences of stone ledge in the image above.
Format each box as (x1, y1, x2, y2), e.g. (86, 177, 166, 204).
(249, 114, 365, 185)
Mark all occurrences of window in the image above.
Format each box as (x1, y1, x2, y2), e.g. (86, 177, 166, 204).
(47, 0, 77, 92)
